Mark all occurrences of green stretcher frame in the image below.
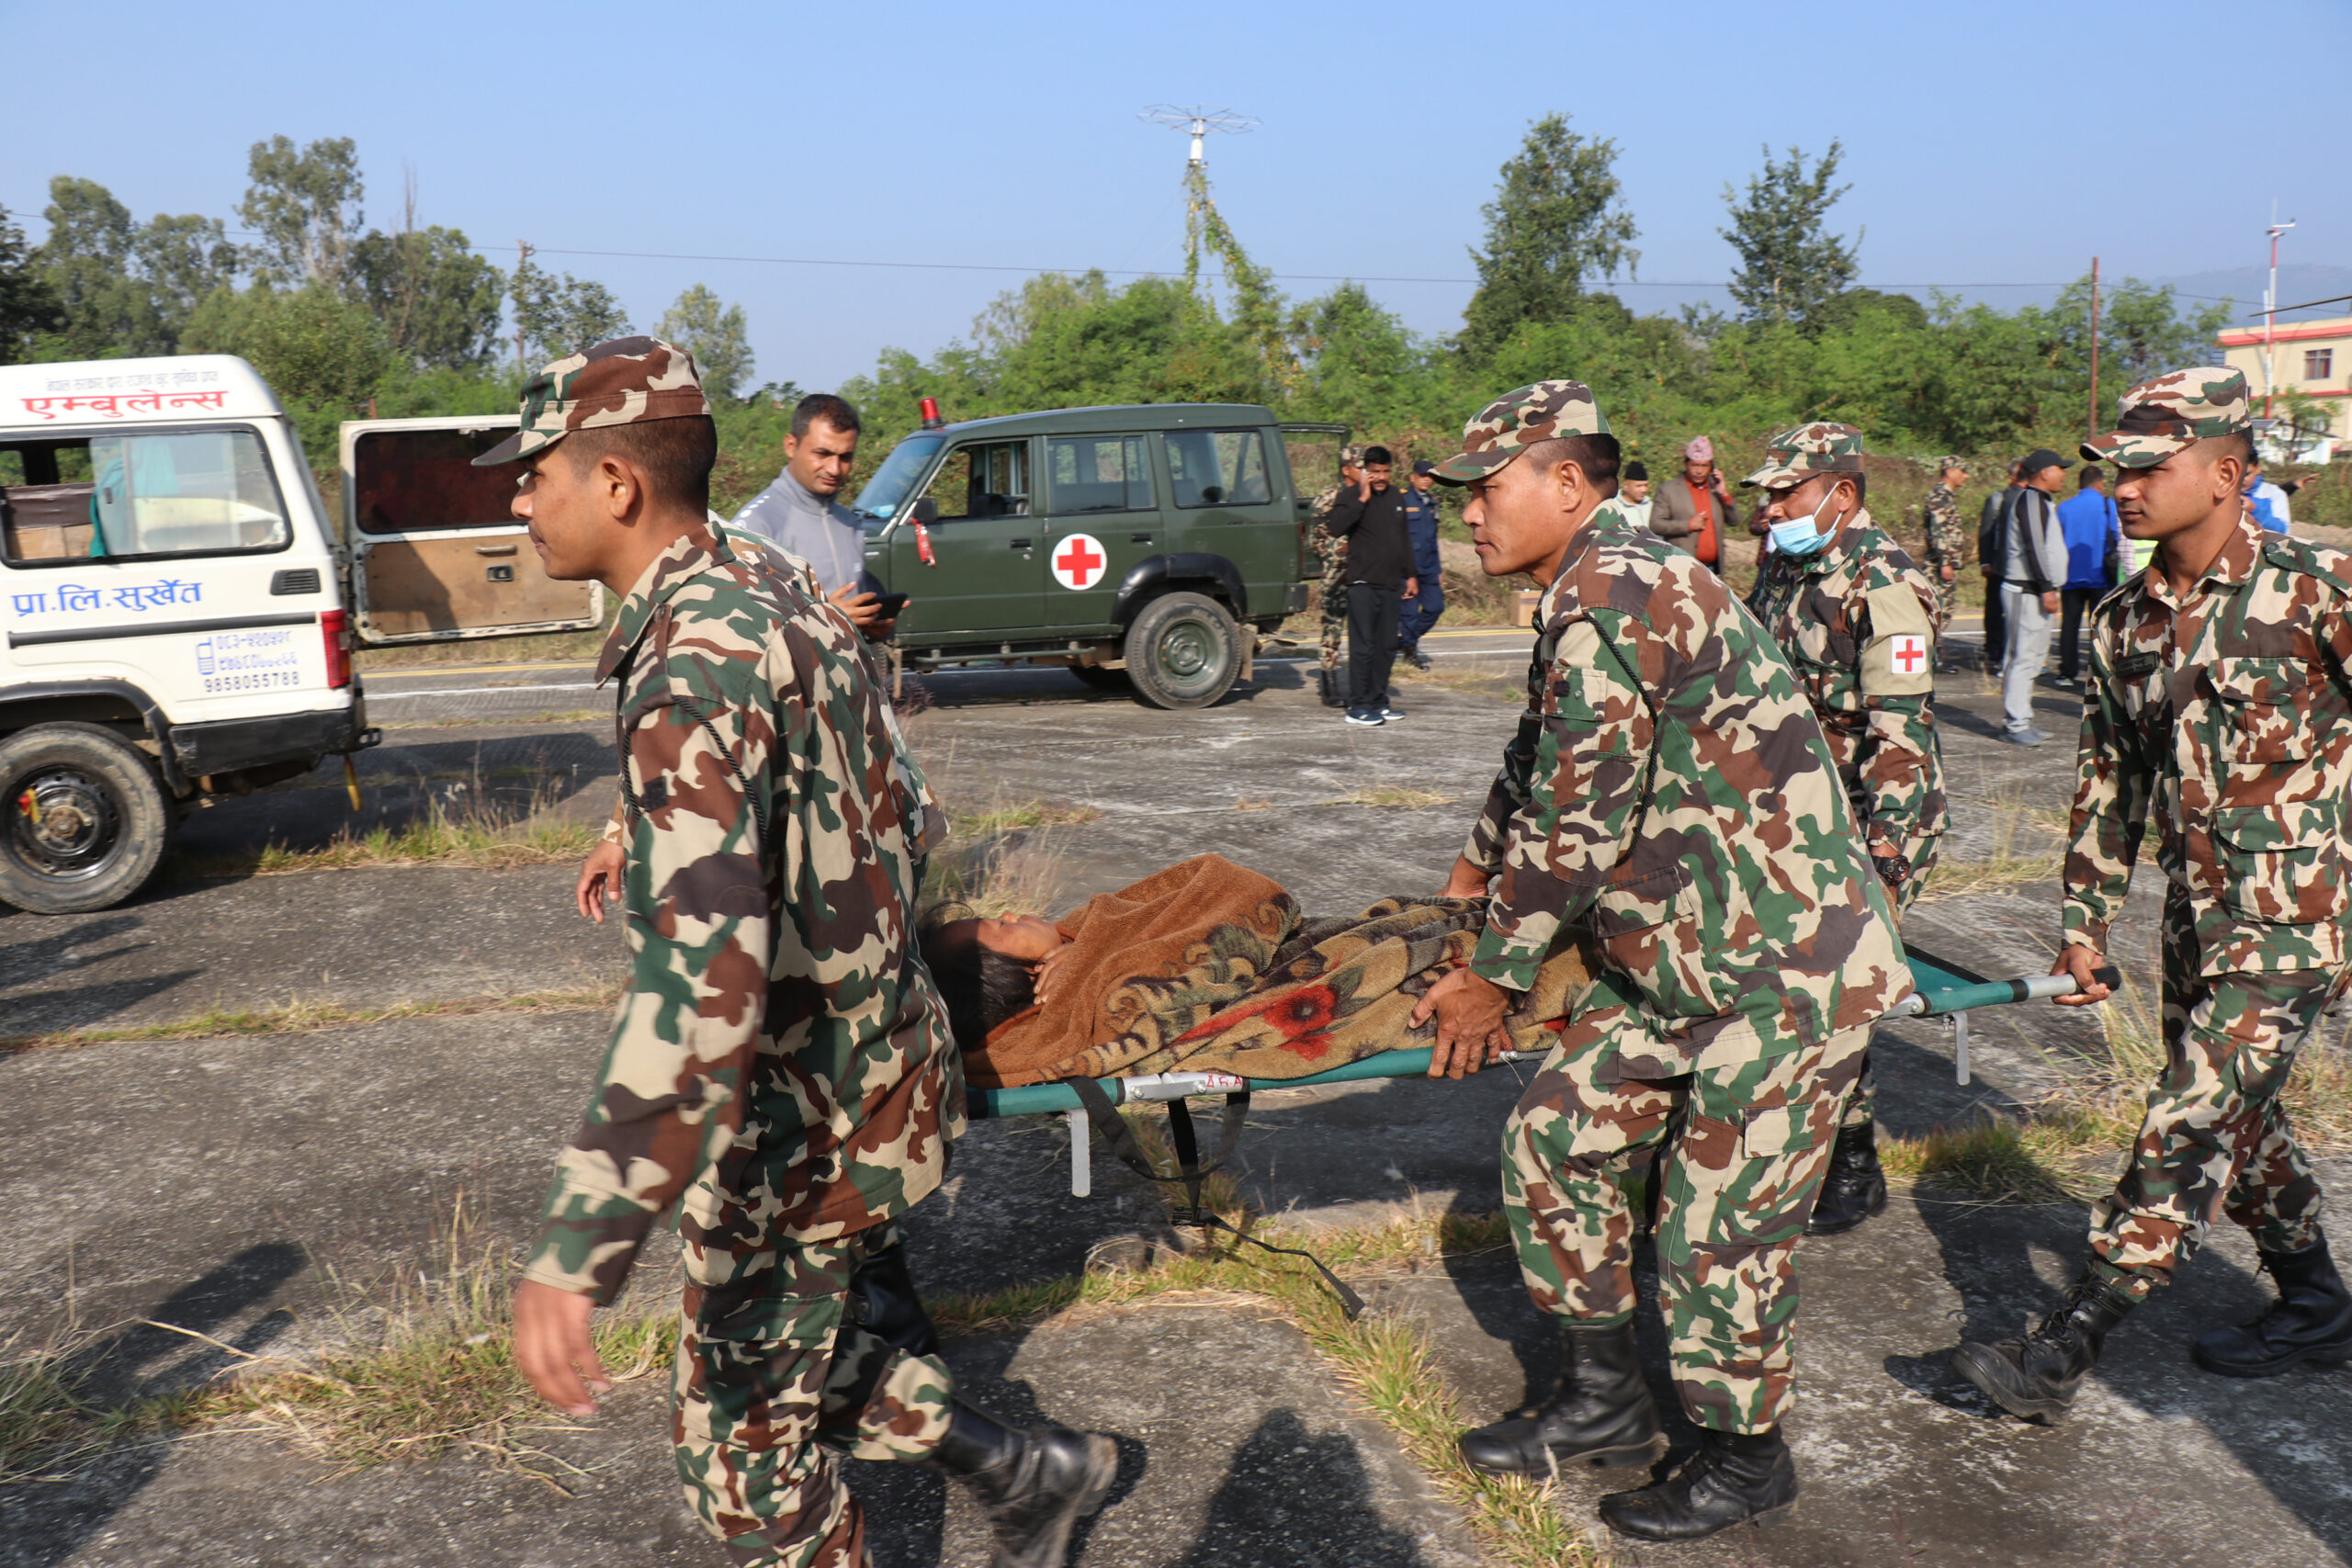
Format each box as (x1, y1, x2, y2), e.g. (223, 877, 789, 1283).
(967, 948, 2109, 1122)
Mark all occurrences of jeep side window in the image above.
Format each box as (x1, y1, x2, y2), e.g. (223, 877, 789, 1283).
(1, 428, 289, 564)
(1046, 435, 1153, 514)
(922, 441, 1029, 521)
(1164, 429, 1270, 508)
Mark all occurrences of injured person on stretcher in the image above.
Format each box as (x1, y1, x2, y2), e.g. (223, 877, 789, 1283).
(918, 852, 1589, 1089)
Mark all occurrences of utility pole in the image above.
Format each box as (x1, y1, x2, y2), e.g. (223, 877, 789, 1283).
(514, 239, 536, 376)
(2263, 212, 2296, 418)
(1138, 105, 1259, 292)
(2087, 256, 2101, 435)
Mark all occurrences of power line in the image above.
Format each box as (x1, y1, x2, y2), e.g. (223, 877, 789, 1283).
(211, 229, 2238, 300)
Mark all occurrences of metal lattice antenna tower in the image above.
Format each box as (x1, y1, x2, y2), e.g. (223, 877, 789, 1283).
(1139, 104, 1259, 166)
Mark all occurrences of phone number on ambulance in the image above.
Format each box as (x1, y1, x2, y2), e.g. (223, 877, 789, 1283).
(200, 668, 302, 694)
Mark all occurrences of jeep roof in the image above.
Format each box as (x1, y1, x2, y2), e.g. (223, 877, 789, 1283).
(912, 402, 1279, 441)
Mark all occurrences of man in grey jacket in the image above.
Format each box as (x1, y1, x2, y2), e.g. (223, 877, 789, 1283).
(732, 392, 899, 637)
(1996, 448, 2073, 743)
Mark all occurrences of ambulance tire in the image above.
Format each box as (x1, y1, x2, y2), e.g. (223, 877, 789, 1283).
(1124, 592, 1242, 711)
(0, 723, 173, 915)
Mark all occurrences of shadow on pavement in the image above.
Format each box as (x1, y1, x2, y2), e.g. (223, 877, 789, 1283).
(3, 1245, 305, 1568)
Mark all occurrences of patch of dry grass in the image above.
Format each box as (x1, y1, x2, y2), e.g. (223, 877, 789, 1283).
(182, 781, 603, 878)
(1329, 784, 1455, 810)
(944, 797, 1103, 837)
(1917, 785, 2066, 902)
(1, 985, 620, 1055)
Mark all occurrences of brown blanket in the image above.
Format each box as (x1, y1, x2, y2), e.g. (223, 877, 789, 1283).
(962, 854, 1590, 1089)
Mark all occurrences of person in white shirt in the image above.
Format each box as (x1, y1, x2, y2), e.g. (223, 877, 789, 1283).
(1619, 459, 1654, 530)
(732, 392, 899, 637)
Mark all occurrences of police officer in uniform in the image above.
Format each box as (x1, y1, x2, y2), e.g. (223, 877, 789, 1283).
(1742, 423, 1948, 1235)
(1397, 457, 1446, 670)
(1309, 444, 1365, 707)
(1412, 381, 1910, 1541)
(1955, 368, 2352, 1419)
(499, 339, 1116, 1568)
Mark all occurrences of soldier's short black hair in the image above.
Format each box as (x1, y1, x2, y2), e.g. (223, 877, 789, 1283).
(562, 414, 718, 513)
(791, 392, 862, 441)
(1363, 445, 1395, 467)
(1521, 434, 1622, 499)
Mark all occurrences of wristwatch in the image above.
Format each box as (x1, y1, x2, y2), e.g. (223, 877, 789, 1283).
(1873, 852, 1913, 890)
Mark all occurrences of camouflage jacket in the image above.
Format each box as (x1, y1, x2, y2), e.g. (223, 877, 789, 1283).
(1310, 482, 1347, 568)
(1744, 510, 1949, 855)
(1464, 500, 1909, 1070)
(2064, 510, 2352, 976)
(1921, 481, 1963, 565)
(527, 524, 963, 1303)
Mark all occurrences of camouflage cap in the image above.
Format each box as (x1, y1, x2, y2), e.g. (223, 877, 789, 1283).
(2080, 366, 2249, 469)
(473, 336, 710, 467)
(1340, 443, 1367, 468)
(1935, 455, 1969, 475)
(1742, 422, 1866, 489)
(1428, 381, 1610, 485)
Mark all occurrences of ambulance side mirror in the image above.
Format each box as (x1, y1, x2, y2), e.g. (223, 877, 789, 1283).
(909, 497, 939, 527)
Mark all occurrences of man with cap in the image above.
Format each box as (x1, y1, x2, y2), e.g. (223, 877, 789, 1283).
(497, 338, 1117, 1568)
(1992, 447, 2075, 741)
(1397, 457, 1446, 671)
(1408, 381, 1910, 1541)
(1953, 367, 2352, 1422)
(1648, 434, 1733, 569)
(1921, 457, 1969, 647)
(1741, 423, 1948, 1235)
(1308, 444, 1366, 707)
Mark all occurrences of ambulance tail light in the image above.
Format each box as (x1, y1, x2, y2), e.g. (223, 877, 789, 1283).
(321, 609, 352, 688)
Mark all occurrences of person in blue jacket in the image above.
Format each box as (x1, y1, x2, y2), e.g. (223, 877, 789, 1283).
(1397, 458, 1447, 671)
(2054, 463, 2120, 689)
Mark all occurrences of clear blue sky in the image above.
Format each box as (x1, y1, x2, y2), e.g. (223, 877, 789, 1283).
(6, 0, 2346, 391)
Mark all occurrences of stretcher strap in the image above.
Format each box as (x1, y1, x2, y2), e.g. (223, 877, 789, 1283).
(1064, 1079, 1364, 1320)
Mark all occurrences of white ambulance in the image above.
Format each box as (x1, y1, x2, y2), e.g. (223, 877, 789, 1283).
(0, 355, 600, 913)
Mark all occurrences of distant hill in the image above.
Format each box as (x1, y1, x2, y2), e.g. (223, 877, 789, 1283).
(2153, 262, 2352, 326)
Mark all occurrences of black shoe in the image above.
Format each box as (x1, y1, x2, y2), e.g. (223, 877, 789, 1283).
(1317, 668, 1347, 708)
(1599, 1427, 1798, 1542)
(933, 1402, 1118, 1568)
(1458, 1319, 1661, 1475)
(1807, 1118, 1888, 1236)
(1407, 649, 1434, 671)
(1951, 1273, 2138, 1421)
(2193, 1232, 2352, 1378)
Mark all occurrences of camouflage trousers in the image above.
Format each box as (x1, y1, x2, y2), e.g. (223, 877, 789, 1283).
(1924, 558, 1960, 633)
(1316, 537, 1348, 677)
(1502, 999, 1869, 1433)
(675, 1223, 955, 1568)
(1839, 833, 1940, 1131)
(2086, 892, 2339, 1300)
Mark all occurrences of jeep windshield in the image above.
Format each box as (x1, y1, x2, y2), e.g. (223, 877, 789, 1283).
(852, 434, 944, 524)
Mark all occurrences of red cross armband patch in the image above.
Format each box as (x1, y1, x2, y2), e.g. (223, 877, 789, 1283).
(1860, 582, 1937, 696)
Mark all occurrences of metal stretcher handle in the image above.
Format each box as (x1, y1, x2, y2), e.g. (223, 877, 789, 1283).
(1891, 964, 2123, 1018)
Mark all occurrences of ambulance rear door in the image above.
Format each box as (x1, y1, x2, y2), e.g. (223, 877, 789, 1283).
(341, 415, 603, 646)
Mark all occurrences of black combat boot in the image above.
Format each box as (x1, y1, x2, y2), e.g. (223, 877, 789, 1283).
(1806, 1118, 1888, 1236)
(1598, 1426, 1798, 1541)
(1457, 1318, 1660, 1474)
(1951, 1272, 2138, 1421)
(932, 1401, 1117, 1568)
(2193, 1233, 2352, 1378)
(1317, 667, 1347, 707)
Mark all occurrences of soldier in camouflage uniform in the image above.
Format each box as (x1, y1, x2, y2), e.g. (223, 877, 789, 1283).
(1409, 382, 1911, 1541)
(1309, 444, 1365, 707)
(1921, 457, 1969, 643)
(1956, 368, 2352, 1422)
(1742, 423, 1949, 1237)
(497, 339, 1116, 1568)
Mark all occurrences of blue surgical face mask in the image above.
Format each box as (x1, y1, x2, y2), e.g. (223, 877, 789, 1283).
(1768, 483, 1848, 558)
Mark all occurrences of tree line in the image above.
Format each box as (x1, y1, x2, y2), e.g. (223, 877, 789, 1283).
(0, 121, 2233, 507)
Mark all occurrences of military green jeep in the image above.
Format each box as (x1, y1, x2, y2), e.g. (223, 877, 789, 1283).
(851, 405, 1335, 708)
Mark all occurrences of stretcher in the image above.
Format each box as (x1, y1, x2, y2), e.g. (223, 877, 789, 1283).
(967, 947, 2118, 1191)
(965, 948, 2115, 1317)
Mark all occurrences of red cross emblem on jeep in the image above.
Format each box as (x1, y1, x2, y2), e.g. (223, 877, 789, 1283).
(1053, 533, 1107, 591)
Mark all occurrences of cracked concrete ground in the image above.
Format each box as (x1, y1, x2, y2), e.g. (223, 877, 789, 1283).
(5, 633, 2350, 1566)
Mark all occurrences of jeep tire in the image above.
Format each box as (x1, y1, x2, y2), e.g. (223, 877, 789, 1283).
(1124, 591, 1242, 710)
(0, 722, 173, 915)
